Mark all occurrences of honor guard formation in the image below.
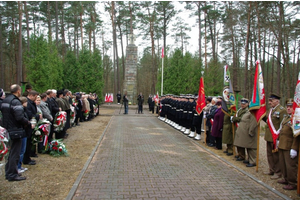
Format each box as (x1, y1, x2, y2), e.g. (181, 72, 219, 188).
(156, 93, 300, 191)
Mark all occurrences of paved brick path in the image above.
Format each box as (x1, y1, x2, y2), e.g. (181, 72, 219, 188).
(70, 110, 287, 200)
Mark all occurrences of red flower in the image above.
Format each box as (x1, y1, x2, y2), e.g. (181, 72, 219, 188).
(59, 148, 62, 152)
(52, 146, 58, 150)
(55, 142, 58, 146)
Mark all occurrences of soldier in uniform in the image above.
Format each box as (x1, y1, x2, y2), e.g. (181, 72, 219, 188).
(277, 98, 300, 190)
(263, 93, 287, 180)
(231, 98, 249, 161)
(233, 98, 258, 167)
(207, 97, 218, 147)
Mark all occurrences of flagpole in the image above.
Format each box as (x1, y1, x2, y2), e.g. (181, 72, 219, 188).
(161, 57, 164, 96)
(256, 126, 260, 172)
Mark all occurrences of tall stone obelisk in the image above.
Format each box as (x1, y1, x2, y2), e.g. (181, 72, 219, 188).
(123, 34, 138, 104)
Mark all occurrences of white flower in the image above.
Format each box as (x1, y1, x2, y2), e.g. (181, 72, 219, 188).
(35, 130, 41, 135)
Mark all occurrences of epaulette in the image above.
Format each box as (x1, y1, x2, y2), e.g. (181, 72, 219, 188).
(279, 106, 284, 110)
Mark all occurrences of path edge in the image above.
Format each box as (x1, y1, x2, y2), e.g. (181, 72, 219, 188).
(65, 116, 114, 200)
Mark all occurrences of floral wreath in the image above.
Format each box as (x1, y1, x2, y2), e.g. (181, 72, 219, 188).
(53, 111, 67, 132)
(48, 139, 68, 157)
(93, 104, 99, 116)
(32, 119, 51, 146)
(83, 110, 89, 120)
(70, 106, 76, 125)
(0, 126, 9, 161)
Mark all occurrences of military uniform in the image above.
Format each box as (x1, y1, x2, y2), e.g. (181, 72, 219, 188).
(233, 111, 258, 166)
(277, 99, 300, 190)
(264, 94, 287, 179)
(232, 98, 249, 160)
(222, 109, 234, 155)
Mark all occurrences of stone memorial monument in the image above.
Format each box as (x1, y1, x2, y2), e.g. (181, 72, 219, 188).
(123, 33, 138, 104)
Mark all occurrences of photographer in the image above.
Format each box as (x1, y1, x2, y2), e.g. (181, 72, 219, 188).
(137, 92, 144, 114)
(123, 92, 128, 114)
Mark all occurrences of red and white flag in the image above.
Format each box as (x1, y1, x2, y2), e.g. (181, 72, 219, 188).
(292, 72, 300, 137)
(249, 60, 266, 123)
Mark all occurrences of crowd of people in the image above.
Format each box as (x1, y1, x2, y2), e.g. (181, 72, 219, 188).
(157, 93, 299, 191)
(0, 84, 99, 182)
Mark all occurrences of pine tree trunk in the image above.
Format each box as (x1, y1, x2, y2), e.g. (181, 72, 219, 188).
(17, 1, 23, 84)
(244, 2, 251, 97)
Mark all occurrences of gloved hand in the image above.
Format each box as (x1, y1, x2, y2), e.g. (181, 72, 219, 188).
(290, 149, 297, 159)
(203, 111, 207, 119)
(230, 116, 233, 123)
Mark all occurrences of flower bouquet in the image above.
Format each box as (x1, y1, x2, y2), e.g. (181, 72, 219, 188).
(53, 111, 67, 132)
(93, 104, 99, 116)
(0, 126, 9, 161)
(48, 139, 68, 157)
(70, 106, 76, 125)
(31, 119, 51, 146)
(83, 110, 89, 120)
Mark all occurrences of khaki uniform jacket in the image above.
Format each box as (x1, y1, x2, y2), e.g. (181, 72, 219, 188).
(222, 111, 233, 144)
(233, 111, 258, 149)
(56, 98, 68, 111)
(278, 115, 300, 151)
(264, 104, 287, 142)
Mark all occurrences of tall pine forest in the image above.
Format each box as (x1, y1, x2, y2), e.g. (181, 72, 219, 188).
(0, 1, 299, 103)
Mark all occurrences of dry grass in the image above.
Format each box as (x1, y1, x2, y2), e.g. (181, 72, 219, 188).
(0, 108, 113, 200)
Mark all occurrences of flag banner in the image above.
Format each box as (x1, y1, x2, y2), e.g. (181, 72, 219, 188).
(161, 47, 164, 58)
(249, 60, 266, 124)
(222, 65, 236, 114)
(109, 93, 113, 102)
(105, 93, 109, 103)
(154, 92, 159, 104)
(292, 72, 300, 137)
(196, 77, 206, 115)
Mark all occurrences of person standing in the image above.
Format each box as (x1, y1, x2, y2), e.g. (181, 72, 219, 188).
(116, 91, 121, 105)
(211, 101, 224, 150)
(23, 90, 41, 164)
(231, 98, 249, 161)
(137, 92, 144, 114)
(148, 95, 152, 111)
(263, 93, 287, 180)
(0, 88, 6, 126)
(277, 98, 300, 190)
(233, 99, 258, 167)
(1, 84, 30, 181)
(123, 92, 129, 114)
(206, 97, 218, 147)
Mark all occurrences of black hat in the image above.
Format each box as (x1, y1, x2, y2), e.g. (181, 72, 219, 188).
(286, 98, 294, 106)
(25, 84, 32, 90)
(240, 98, 249, 104)
(269, 93, 280, 100)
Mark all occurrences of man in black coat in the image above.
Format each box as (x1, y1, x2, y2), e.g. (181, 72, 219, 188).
(1, 84, 31, 181)
(47, 90, 60, 141)
(23, 90, 41, 164)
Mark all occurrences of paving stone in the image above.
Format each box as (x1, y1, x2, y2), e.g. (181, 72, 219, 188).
(71, 113, 288, 200)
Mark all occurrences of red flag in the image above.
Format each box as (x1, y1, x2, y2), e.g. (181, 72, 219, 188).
(249, 60, 266, 124)
(161, 47, 164, 58)
(196, 77, 205, 115)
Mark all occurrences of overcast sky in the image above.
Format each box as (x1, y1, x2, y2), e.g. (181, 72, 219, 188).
(97, 1, 200, 59)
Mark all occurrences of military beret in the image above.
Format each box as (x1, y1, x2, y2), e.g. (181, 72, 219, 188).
(286, 98, 294, 106)
(269, 93, 280, 100)
(241, 98, 249, 104)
